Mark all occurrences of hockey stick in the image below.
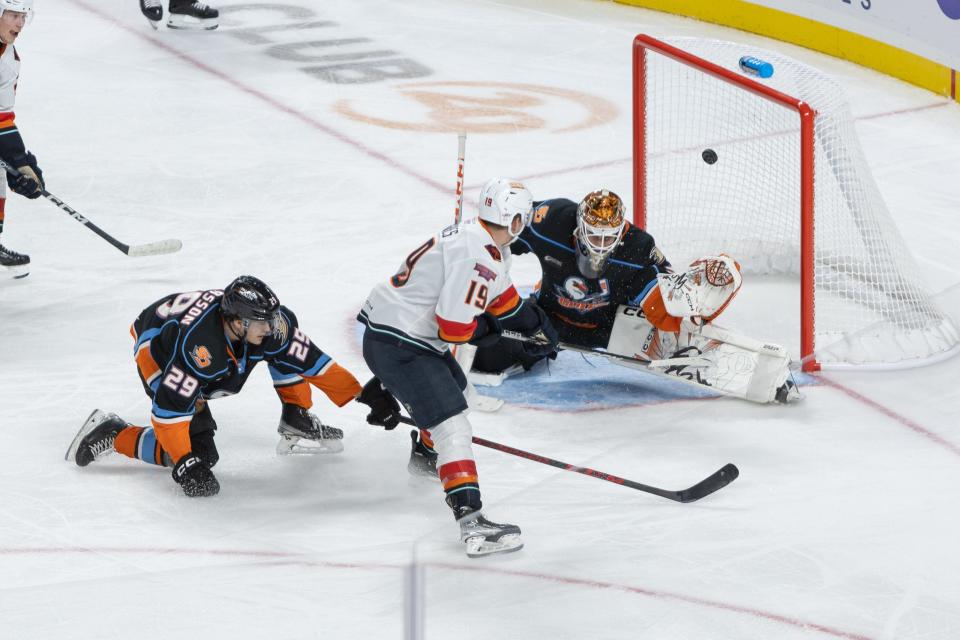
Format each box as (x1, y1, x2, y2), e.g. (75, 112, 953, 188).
(399, 416, 738, 503)
(453, 132, 466, 224)
(0, 160, 182, 257)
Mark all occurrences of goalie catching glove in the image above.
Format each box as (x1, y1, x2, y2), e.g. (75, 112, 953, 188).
(656, 254, 742, 325)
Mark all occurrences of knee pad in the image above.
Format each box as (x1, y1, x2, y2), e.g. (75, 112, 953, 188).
(429, 412, 474, 468)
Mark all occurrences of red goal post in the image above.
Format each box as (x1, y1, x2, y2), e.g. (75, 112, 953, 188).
(633, 34, 960, 371)
(634, 34, 815, 371)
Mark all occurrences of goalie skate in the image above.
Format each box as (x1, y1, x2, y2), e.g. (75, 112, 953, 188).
(459, 512, 524, 558)
(276, 406, 344, 455)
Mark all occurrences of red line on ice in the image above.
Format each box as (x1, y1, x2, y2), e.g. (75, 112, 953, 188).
(818, 376, 960, 458)
(2, 546, 875, 639)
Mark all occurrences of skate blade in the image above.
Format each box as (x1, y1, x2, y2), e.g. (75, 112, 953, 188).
(464, 534, 523, 558)
(65, 409, 106, 463)
(276, 436, 344, 455)
(3, 264, 29, 279)
(166, 16, 219, 30)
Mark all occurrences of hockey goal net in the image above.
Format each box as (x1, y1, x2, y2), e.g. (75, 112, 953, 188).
(633, 35, 959, 371)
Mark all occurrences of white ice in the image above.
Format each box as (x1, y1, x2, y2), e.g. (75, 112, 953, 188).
(2, 1, 960, 638)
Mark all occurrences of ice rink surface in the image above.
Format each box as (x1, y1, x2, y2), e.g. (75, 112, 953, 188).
(2, 1, 960, 638)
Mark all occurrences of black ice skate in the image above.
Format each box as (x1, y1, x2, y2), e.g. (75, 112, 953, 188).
(65, 410, 129, 467)
(407, 430, 438, 480)
(0, 243, 29, 279)
(139, 0, 162, 29)
(457, 509, 524, 558)
(276, 403, 344, 455)
(167, 0, 218, 30)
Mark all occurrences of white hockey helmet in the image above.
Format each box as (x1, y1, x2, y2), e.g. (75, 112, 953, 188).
(477, 178, 533, 239)
(576, 189, 626, 271)
(0, 0, 33, 21)
(0, 0, 32, 13)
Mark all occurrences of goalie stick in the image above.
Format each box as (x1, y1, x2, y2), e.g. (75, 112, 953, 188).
(500, 329, 712, 368)
(398, 416, 738, 503)
(0, 160, 182, 257)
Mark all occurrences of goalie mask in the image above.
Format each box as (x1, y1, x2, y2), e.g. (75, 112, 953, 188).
(576, 190, 626, 276)
(477, 178, 534, 240)
(221, 275, 282, 338)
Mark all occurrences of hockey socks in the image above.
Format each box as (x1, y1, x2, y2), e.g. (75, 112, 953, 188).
(115, 426, 169, 466)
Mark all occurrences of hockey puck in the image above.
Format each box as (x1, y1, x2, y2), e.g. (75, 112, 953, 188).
(702, 149, 718, 165)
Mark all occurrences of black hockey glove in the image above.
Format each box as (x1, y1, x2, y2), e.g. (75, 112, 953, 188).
(172, 454, 220, 497)
(190, 430, 220, 468)
(520, 304, 560, 358)
(6, 152, 44, 199)
(468, 312, 502, 348)
(356, 377, 402, 430)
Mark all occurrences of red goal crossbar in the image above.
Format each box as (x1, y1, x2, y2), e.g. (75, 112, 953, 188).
(632, 34, 819, 371)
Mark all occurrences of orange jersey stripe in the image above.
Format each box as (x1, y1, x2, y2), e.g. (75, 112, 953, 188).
(135, 343, 161, 385)
(486, 286, 520, 317)
(303, 362, 361, 407)
(436, 315, 476, 343)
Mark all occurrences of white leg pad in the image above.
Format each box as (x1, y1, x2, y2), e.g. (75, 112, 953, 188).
(430, 412, 475, 469)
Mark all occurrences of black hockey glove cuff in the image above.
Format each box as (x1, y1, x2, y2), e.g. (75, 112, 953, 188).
(0, 127, 27, 164)
(468, 312, 502, 348)
(356, 377, 401, 430)
(6, 151, 44, 199)
(172, 454, 220, 497)
(513, 303, 560, 358)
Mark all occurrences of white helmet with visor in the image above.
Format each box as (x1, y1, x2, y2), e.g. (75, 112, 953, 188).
(0, 0, 33, 22)
(477, 178, 533, 240)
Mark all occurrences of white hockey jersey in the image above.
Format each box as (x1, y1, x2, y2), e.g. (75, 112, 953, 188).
(360, 218, 521, 353)
(0, 43, 20, 115)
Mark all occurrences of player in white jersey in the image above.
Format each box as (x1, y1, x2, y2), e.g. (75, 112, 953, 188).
(358, 178, 558, 557)
(0, 0, 42, 279)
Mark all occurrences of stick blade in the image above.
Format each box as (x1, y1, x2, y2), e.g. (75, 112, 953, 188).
(675, 463, 739, 503)
(125, 239, 182, 257)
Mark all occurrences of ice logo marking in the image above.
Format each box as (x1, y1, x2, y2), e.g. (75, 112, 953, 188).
(938, 0, 960, 19)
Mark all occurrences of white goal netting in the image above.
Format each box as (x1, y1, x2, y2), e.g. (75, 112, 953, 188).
(636, 36, 959, 369)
